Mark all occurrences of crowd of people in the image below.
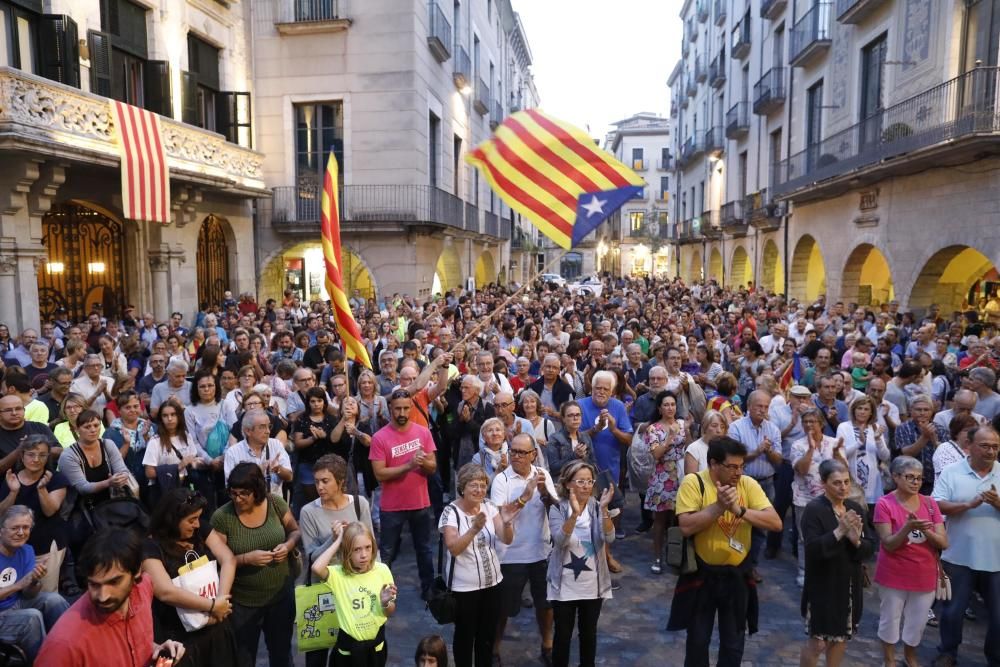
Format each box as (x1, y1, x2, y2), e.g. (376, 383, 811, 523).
(0, 278, 997, 667)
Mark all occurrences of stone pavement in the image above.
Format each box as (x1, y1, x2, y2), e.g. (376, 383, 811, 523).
(265, 502, 990, 667)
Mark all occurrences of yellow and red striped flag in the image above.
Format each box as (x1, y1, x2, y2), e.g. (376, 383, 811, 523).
(321, 152, 371, 369)
(109, 100, 170, 223)
(467, 109, 645, 249)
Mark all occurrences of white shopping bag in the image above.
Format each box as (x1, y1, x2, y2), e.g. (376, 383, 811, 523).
(171, 550, 220, 632)
(38, 541, 64, 594)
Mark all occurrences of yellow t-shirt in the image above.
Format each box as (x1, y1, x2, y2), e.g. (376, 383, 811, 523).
(324, 562, 393, 642)
(24, 400, 49, 425)
(675, 470, 772, 567)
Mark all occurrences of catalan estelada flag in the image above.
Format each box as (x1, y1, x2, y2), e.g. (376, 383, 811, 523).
(110, 100, 170, 223)
(467, 109, 645, 249)
(321, 152, 371, 369)
(779, 352, 803, 391)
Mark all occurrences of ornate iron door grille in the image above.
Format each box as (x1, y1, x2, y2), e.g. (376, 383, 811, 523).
(196, 215, 230, 308)
(38, 203, 126, 323)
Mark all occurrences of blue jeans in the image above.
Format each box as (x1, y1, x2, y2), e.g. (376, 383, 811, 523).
(379, 506, 435, 598)
(0, 592, 70, 660)
(748, 476, 774, 567)
(231, 583, 295, 667)
(937, 561, 1000, 664)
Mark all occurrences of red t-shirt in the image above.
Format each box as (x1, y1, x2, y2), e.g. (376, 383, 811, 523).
(873, 493, 943, 592)
(369, 422, 435, 512)
(37, 575, 154, 667)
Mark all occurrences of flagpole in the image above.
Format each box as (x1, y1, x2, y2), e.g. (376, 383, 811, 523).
(454, 248, 571, 348)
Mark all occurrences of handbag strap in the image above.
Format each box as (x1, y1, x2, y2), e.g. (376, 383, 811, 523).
(437, 503, 457, 591)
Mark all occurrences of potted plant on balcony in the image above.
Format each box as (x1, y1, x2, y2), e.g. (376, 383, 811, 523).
(881, 122, 913, 143)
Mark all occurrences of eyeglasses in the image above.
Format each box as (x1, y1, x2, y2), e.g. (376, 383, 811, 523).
(464, 482, 488, 491)
(510, 449, 534, 457)
(0, 407, 24, 415)
(715, 462, 744, 472)
(900, 474, 923, 483)
(494, 401, 514, 409)
(563, 412, 582, 419)
(228, 488, 253, 499)
(572, 479, 596, 487)
(22, 452, 46, 461)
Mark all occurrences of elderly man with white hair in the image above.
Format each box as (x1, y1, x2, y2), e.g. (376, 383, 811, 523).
(69, 354, 113, 414)
(148, 358, 192, 418)
(578, 370, 632, 554)
(966, 366, 1000, 421)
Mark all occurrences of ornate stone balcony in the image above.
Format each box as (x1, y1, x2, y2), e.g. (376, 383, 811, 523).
(0, 67, 267, 196)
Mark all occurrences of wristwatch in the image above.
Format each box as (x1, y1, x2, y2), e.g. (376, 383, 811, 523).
(737, 506, 747, 519)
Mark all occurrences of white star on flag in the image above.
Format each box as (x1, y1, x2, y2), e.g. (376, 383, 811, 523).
(581, 195, 606, 218)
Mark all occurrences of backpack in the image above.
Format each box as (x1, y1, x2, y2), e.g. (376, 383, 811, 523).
(627, 424, 655, 492)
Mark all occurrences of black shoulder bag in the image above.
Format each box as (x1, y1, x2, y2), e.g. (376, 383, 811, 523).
(426, 504, 458, 624)
(666, 472, 705, 575)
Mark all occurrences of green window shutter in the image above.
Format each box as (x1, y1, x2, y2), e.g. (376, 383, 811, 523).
(181, 71, 198, 125)
(87, 30, 113, 97)
(143, 60, 172, 117)
(215, 91, 252, 147)
(39, 15, 80, 88)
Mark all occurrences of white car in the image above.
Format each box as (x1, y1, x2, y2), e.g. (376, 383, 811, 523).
(568, 276, 604, 298)
(539, 273, 566, 287)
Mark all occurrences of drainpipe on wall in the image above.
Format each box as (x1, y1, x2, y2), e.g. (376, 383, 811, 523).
(782, 1, 797, 299)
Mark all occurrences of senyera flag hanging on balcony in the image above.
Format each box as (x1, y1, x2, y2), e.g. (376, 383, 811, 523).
(109, 100, 171, 224)
(467, 108, 645, 249)
(321, 151, 372, 370)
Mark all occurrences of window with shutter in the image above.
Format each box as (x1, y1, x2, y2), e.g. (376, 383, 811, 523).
(101, 0, 146, 58)
(88, 30, 112, 97)
(216, 91, 252, 148)
(1, 2, 40, 73)
(143, 60, 171, 116)
(181, 70, 198, 125)
(38, 15, 79, 88)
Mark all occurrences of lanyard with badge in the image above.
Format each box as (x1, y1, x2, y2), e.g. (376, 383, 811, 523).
(716, 486, 747, 553)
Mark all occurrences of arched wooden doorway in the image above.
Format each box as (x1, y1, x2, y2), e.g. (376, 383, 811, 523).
(38, 202, 127, 323)
(196, 215, 231, 309)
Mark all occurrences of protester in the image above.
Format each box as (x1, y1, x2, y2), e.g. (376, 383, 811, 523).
(799, 459, 877, 667)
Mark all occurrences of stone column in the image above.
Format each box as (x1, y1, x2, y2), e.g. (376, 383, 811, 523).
(148, 254, 170, 320)
(0, 256, 17, 328)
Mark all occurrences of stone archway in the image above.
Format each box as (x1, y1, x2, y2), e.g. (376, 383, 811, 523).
(708, 247, 723, 283)
(760, 239, 783, 295)
(433, 243, 462, 295)
(258, 241, 378, 303)
(909, 245, 999, 316)
(475, 249, 497, 287)
(789, 234, 826, 303)
(842, 244, 894, 307)
(687, 249, 703, 283)
(730, 245, 753, 289)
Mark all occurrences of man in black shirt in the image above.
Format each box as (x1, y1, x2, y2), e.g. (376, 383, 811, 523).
(303, 330, 332, 371)
(0, 395, 57, 473)
(23, 342, 57, 384)
(37, 367, 72, 427)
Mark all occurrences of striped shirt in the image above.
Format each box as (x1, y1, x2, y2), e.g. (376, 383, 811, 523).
(211, 494, 291, 607)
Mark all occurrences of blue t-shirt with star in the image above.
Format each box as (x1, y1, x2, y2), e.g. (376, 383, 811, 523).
(0, 544, 34, 610)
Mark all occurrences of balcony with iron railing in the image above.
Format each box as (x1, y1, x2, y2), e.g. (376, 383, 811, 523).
(695, 56, 707, 83)
(836, 0, 887, 23)
(748, 188, 784, 230)
(701, 211, 723, 238)
(760, 0, 787, 19)
(682, 38, 690, 57)
(491, 101, 503, 130)
(753, 67, 786, 115)
(474, 78, 490, 115)
(710, 54, 727, 88)
(270, 184, 475, 233)
(715, 0, 727, 25)
(453, 45, 471, 91)
(680, 135, 706, 167)
(705, 126, 725, 156)
(426, 2, 451, 63)
(732, 19, 751, 59)
(631, 158, 647, 171)
(658, 155, 674, 170)
(629, 222, 648, 238)
(676, 218, 700, 243)
(670, 100, 678, 117)
(686, 75, 697, 97)
(275, 0, 351, 34)
(698, 0, 710, 21)
(465, 201, 480, 232)
(681, 89, 690, 109)
(790, 2, 832, 67)
(773, 65, 1000, 202)
(720, 199, 748, 234)
(726, 101, 750, 138)
(484, 210, 499, 237)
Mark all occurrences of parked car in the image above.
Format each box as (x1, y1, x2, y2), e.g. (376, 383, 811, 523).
(568, 276, 604, 297)
(539, 273, 567, 287)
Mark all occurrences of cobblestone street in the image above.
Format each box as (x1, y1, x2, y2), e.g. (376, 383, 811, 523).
(271, 503, 991, 666)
